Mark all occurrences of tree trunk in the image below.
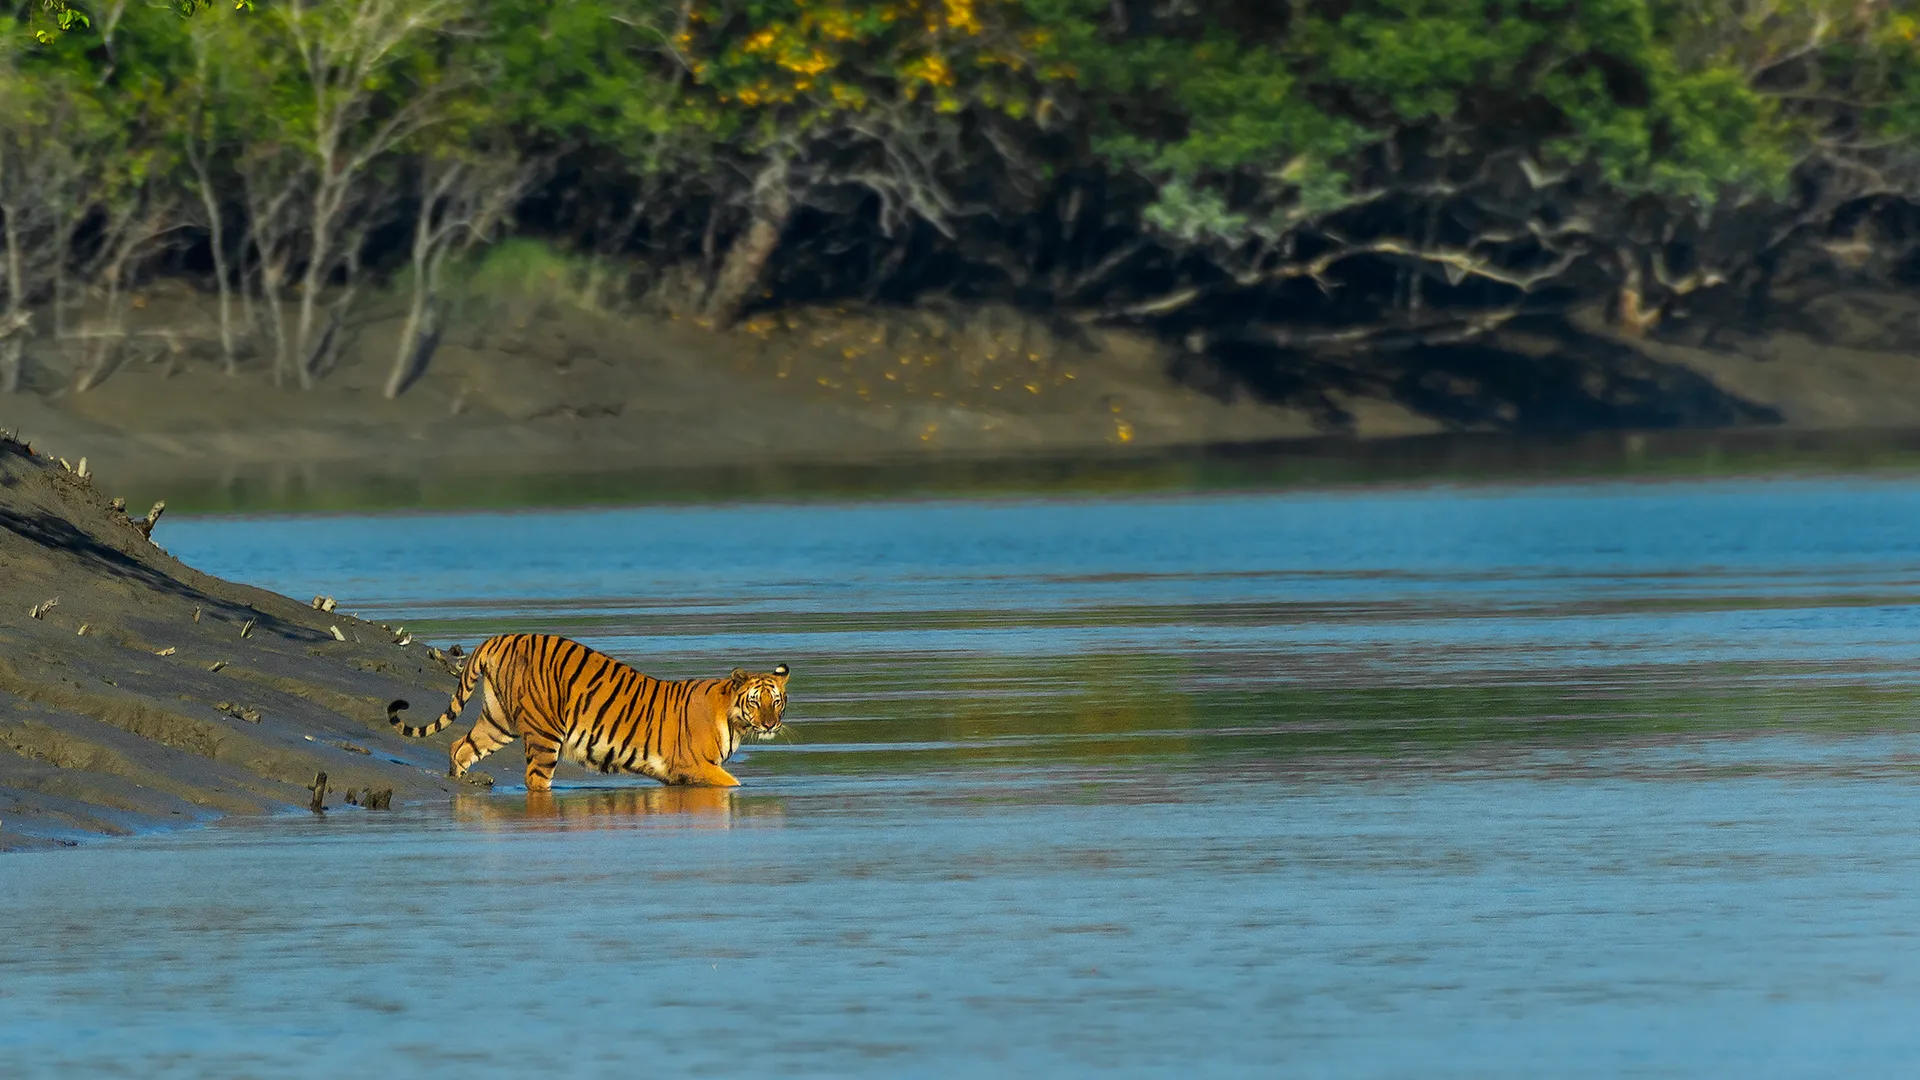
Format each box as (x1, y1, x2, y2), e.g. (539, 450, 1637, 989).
(1, 196, 24, 394)
(0, 338, 21, 394)
(311, 215, 373, 380)
(240, 167, 301, 386)
(385, 292, 444, 400)
(1612, 251, 1660, 338)
(702, 157, 792, 328)
(237, 223, 259, 364)
(76, 198, 162, 394)
(186, 141, 237, 374)
(50, 199, 71, 340)
(255, 241, 292, 385)
(77, 266, 129, 393)
(294, 187, 337, 389)
(387, 175, 451, 399)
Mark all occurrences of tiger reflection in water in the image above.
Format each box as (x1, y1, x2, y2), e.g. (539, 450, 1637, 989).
(453, 784, 787, 831)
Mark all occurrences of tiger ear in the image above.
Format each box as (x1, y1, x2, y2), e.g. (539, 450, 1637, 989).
(773, 663, 789, 678)
(729, 667, 749, 684)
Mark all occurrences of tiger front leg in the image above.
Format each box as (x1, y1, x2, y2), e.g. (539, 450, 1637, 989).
(667, 762, 740, 788)
(523, 733, 562, 793)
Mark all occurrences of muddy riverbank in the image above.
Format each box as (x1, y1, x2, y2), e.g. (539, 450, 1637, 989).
(0, 433, 476, 850)
(6, 283, 1920, 506)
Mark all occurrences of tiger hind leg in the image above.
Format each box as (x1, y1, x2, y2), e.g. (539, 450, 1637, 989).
(450, 685, 517, 779)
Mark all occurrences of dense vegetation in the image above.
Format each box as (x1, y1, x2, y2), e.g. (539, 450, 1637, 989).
(3, 0, 1919, 397)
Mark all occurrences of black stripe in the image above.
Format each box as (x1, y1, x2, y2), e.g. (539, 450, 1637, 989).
(670, 683, 697, 755)
(579, 668, 625, 760)
(557, 643, 595, 703)
(605, 670, 647, 753)
(565, 652, 607, 737)
(638, 679, 665, 761)
(532, 636, 560, 703)
(585, 672, 623, 737)
(682, 682, 704, 748)
(663, 682, 692, 758)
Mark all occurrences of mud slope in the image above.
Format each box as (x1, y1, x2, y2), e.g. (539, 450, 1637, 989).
(0, 432, 478, 850)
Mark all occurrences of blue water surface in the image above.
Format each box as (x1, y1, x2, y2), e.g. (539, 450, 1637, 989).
(7, 476, 1920, 1077)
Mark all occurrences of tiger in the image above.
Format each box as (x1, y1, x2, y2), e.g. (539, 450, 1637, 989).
(387, 633, 789, 791)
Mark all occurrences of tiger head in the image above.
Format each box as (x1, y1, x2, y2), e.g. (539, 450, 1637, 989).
(727, 663, 790, 741)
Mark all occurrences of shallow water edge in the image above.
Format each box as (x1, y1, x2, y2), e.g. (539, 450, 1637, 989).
(113, 424, 1920, 516)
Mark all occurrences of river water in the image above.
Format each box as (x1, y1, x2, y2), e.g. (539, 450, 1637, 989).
(8, 477, 1920, 1076)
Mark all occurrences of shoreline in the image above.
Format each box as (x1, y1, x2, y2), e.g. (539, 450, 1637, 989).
(52, 422, 1920, 517)
(7, 284, 1920, 513)
(12, 420, 1920, 849)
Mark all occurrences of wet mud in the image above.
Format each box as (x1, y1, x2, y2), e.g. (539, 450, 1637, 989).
(0, 433, 475, 849)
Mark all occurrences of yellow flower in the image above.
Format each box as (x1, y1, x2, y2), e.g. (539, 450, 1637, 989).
(943, 0, 981, 34)
(781, 47, 836, 76)
(902, 53, 954, 88)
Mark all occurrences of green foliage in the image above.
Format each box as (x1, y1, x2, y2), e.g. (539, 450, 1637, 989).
(7, 0, 1920, 346)
(32, 1, 90, 42)
(456, 237, 614, 312)
(28, 0, 253, 44)
(477, 0, 684, 155)
(1041, 0, 1841, 246)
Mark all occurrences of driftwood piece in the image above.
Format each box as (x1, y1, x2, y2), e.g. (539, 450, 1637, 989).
(133, 501, 166, 540)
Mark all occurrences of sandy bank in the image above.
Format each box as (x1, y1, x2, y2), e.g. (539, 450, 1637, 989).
(0, 434, 486, 850)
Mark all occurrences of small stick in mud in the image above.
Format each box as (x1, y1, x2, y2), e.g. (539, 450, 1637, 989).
(154, 646, 175, 657)
(239, 617, 256, 639)
(308, 772, 328, 813)
(192, 606, 201, 624)
(77, 624, 88, 636)
(134, 501, 166, 540)
(207, 660, 227, 673)
(329, 625, 346, 641)
(28, 598, 57, 619)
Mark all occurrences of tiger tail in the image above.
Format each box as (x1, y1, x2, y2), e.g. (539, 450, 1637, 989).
(387, 637, 497, 737)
